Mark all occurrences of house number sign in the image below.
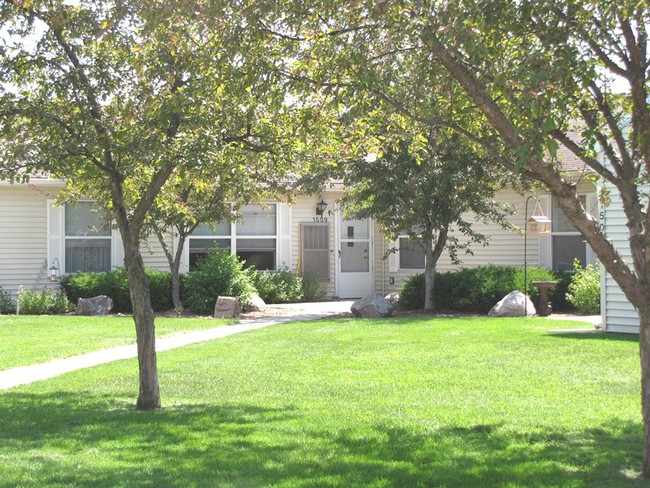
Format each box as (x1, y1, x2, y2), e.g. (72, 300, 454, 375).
(312, 217, 328, 223)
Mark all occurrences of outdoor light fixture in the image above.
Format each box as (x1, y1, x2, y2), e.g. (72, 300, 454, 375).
(524, 196, 551, 316)
(49, 258, 60, 283)
(316, 198, 328, 216)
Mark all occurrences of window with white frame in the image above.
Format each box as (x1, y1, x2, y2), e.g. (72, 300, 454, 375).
(189, 204, 277, 270)
(551, 195, 588, 271)
(399, 236, 425, 270)
(64, 202, 112, 273)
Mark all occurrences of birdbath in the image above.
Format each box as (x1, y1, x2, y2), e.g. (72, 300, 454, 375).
(531, 281, 557, 317)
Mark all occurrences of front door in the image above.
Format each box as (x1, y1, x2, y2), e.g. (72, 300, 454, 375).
(337, 216, 373, 298)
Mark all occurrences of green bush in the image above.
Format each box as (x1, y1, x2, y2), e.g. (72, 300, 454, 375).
(0, 286, 16, 314)
(398, 265, 569, 313)
(17, 286, 73, 315)
(250, 268, 303, 304)
(302, 275, 327, 302)
(566, 259, 600, 314)
(181, 250, 255, 314)
(60, 268, 173, 313)
(398, 273, 426, 310)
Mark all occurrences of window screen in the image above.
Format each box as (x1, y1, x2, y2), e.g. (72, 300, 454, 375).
(302, 224, 329, 280)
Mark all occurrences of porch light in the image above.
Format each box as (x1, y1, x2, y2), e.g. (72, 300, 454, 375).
(49, 258, 60, 283)
(316, 199, 328, 216)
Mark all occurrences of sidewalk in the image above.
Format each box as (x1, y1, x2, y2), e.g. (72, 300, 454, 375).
(0, 301, 354, 391)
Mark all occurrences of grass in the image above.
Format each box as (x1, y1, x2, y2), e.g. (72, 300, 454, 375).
(0, 316, 645, 487)
(0, 315, 231, 370)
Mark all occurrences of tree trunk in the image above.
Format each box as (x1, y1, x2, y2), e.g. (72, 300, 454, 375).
(423, 241, 436, 311)
(123, 237, 161, 410)
(640, 305, 650, 477)
(171, 262, 183, 311)
(423, 227, 449, 311)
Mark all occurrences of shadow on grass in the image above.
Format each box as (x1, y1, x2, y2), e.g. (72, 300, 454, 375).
(0, 392, 645, 487)
(547, 331, 640, 343)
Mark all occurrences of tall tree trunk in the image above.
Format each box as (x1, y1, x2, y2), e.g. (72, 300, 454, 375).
(640, 305, 650, 477)
(123, 237, 161, 410)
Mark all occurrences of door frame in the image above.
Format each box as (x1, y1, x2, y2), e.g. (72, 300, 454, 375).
(335, 211, 374, 298)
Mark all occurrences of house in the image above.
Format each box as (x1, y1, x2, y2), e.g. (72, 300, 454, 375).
(1, 172, 598, 305)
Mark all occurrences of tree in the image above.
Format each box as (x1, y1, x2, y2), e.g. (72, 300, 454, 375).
(276, 0, 650, 475)
(339, 133, 515, 310)
(149, 161, 282, 311)
(0, 0, 304, 409)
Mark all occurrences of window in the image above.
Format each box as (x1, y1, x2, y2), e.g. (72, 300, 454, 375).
(399, 237, 425, 270)
(189, 204, 277, 270)
(551, 196, 587, 271)
(64, 202, 111, 273)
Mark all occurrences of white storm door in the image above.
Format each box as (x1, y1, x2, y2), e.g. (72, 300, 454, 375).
(337, 216, 373, 298)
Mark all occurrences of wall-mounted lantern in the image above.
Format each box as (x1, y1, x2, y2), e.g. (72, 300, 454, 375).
(49, 258, 60, 283)
(316, 198, 328, 216)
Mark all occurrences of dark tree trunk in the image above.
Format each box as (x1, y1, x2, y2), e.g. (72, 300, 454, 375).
(123, 237, 161, 410)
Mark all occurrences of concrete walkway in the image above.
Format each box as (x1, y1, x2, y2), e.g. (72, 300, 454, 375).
(0, 301, 354, 391)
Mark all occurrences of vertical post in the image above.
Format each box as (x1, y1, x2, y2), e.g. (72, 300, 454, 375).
(524, 196, 532, 317)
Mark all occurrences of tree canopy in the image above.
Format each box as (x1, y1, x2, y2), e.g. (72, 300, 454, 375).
(0, 0, 315, 409)
(339, 132, 516, 310)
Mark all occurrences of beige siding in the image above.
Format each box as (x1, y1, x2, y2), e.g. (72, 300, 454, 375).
(0, 183, 63, 296)
(374, 189, 544, 295)
(140, 233, 173, 270)
(290, 194, 339, 298)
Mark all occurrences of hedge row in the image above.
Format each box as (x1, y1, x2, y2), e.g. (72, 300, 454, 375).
(399, 265, 573, 313)
(59, 250, 326, 315)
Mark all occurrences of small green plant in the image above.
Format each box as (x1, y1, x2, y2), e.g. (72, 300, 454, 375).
(17, 286, 73, 315)
(0, 285, 16, 314)
(250, 268, 303, 304)
(181, 250, 255, 314)
(301, 275, 327, 302)
(566, 259, 600, 314)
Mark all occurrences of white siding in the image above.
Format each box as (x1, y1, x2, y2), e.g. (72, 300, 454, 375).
(601, 180, 639, 333)
(0, 183, 64, 296)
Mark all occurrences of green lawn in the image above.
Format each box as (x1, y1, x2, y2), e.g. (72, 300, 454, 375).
(0, 315, 231, 370)
(0, 316, 645, 487)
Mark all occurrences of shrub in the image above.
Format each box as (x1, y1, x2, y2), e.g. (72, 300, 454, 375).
(250, 268, 303, 304)
(398, 273, 426, 310)
(566, 259, 601, 314)
(0, 286, 16, 314)
(181, 250, 255, 314)
(398, 265, 568, 313)
(302, 275, 327, 302)
(17, 286, 73, 315)
(60, 268, 173, 313)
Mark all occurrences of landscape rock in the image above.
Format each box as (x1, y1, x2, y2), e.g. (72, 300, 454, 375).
(76, 295, 113, 316)
(214, 296, 241, 318)
(247, 294, 267, 312)
(351, 294, 394, 318)
(384, 292, 400, 310)
(488, 290, 536, 317)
